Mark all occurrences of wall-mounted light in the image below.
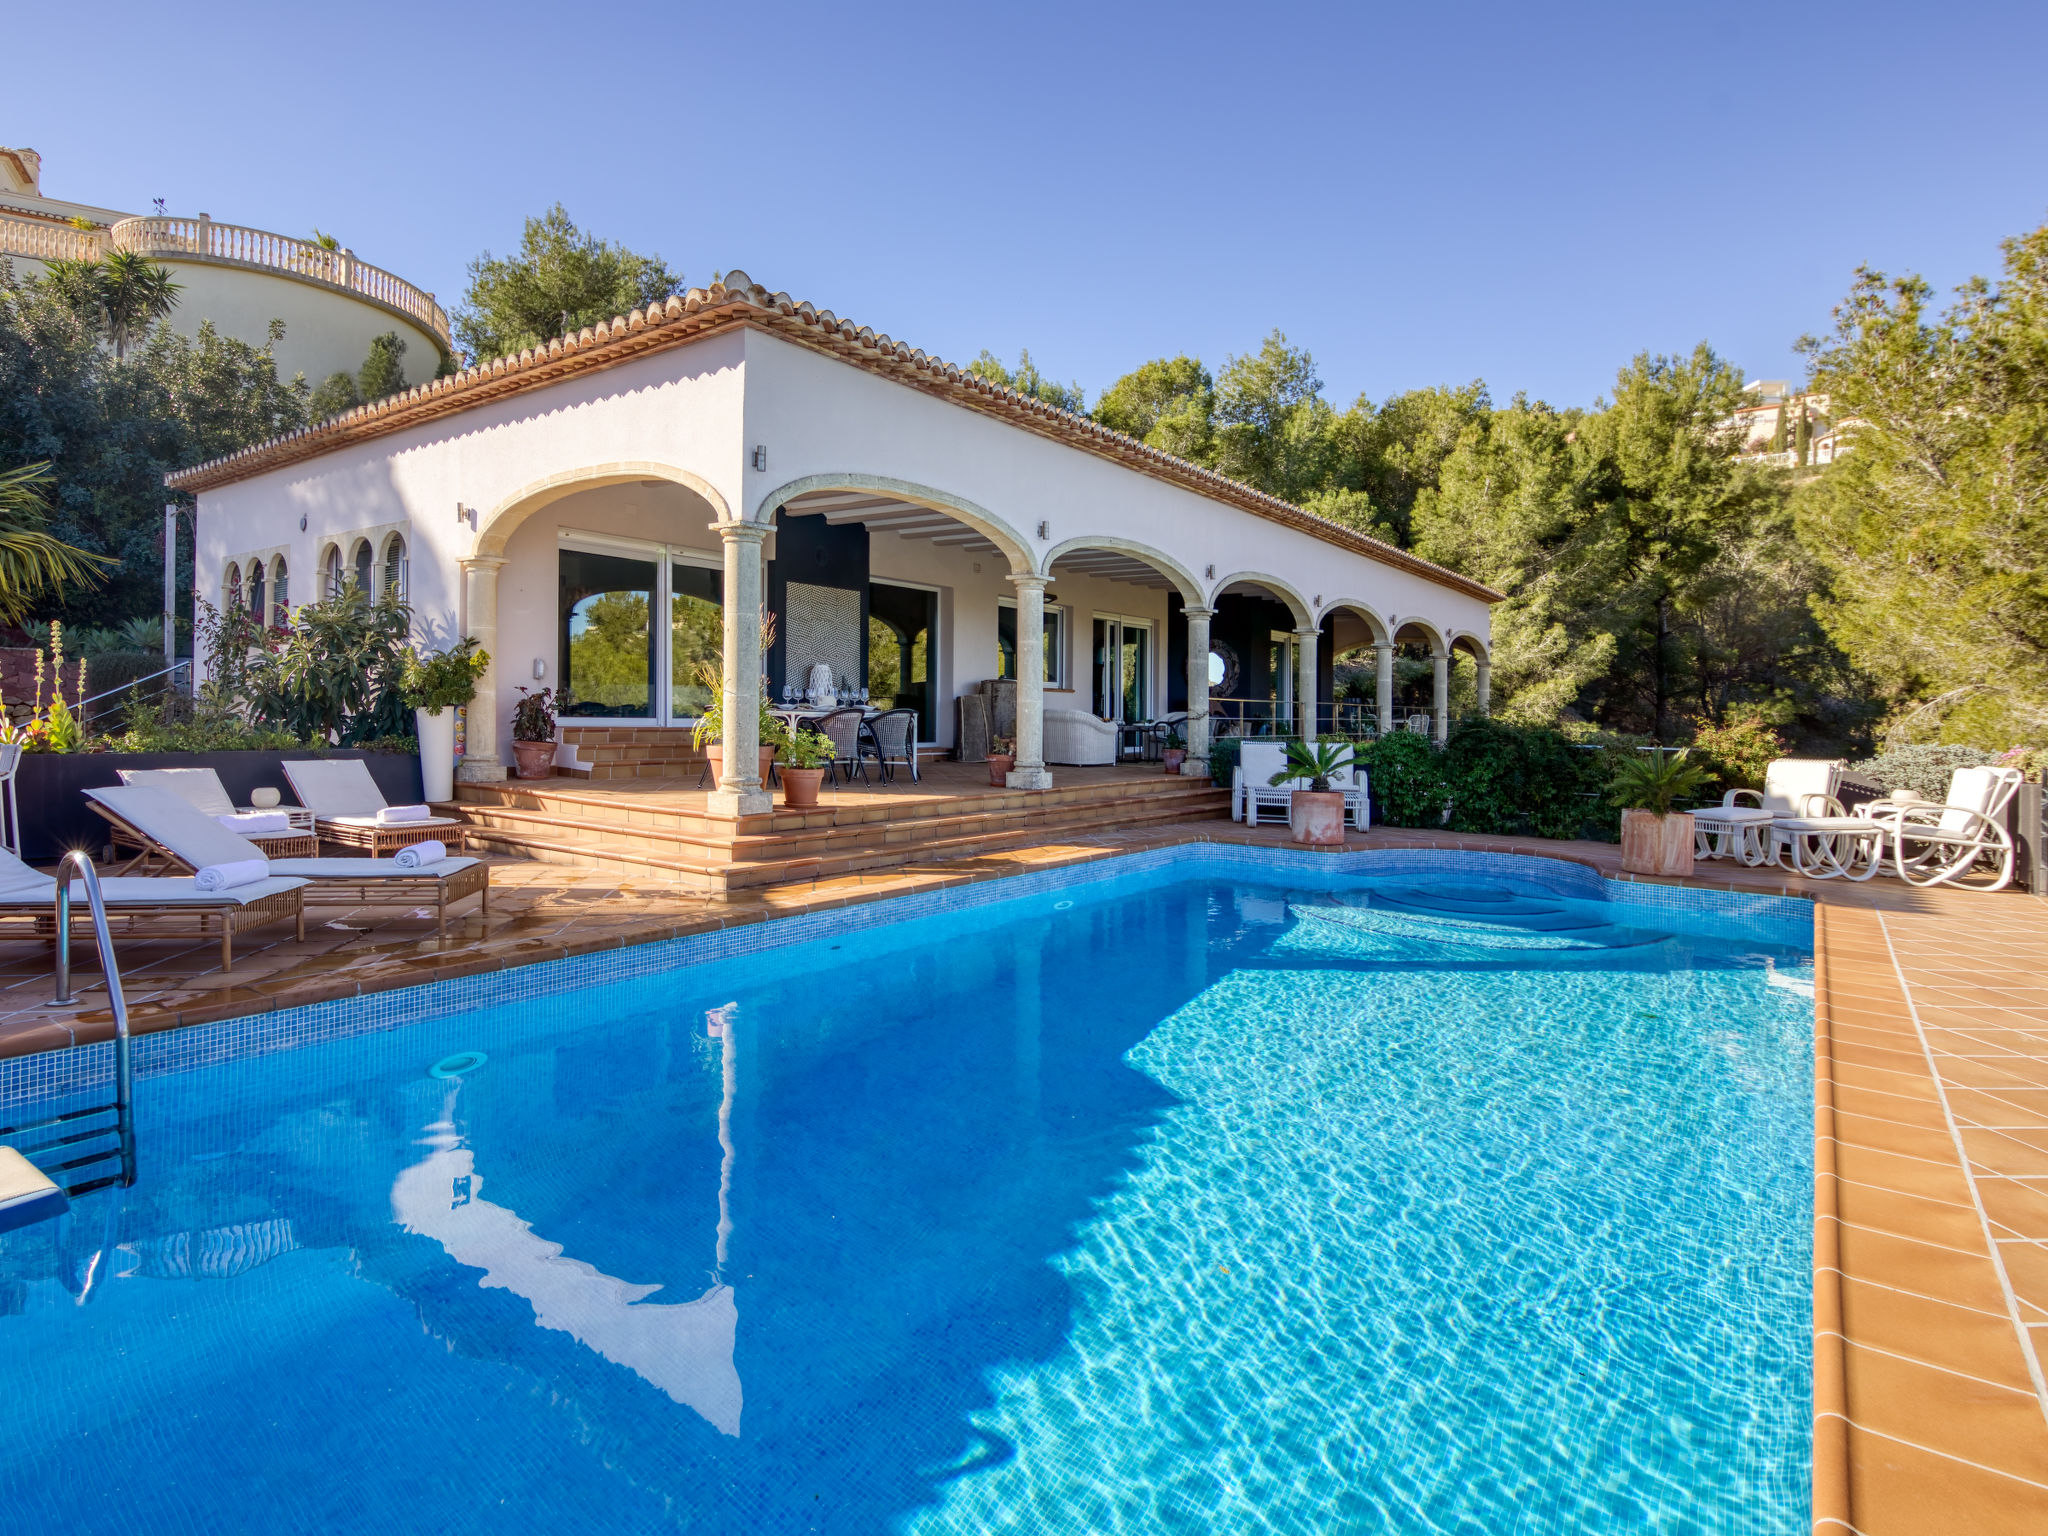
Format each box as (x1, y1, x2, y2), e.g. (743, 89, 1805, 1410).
(1204, 564, 1215, 580)
(299, 515, 308, 532)
(455, 502, 477, 531)
(1036, 520, 1049, 540)
(972, 562, 982, 574)
(751, 445, 768, 471)
(533, 658, 547, 679)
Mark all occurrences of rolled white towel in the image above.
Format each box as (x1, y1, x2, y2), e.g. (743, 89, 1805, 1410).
(393, 840, 447, 869)
(218, 810, 289, 833)
(375, 804, 433, 825)
(193, 859, 269, 892)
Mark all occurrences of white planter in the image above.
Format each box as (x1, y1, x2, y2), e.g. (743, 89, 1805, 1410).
(416, 706, 456, 803)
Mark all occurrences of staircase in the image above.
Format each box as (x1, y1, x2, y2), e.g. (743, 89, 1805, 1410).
(557, 726, 707, 781)
(452, 769, 1230, 896)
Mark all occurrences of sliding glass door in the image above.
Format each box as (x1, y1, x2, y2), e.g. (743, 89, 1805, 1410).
(558, 531, 722, 725)
(1091, 615, 1152, 722)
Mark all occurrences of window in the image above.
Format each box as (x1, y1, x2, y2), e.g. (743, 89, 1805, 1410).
(323, 544, 343, 596)
(247, 560, 266, 625)
(225, 562, 242, 610)
(869, 581, 938, 739)
(996, 599, 1064, 687)
(381, 534, 408, 600)
(352, 539, 373, 593)
(669, 557, 722, 719)
(559, 542, 658, 718)
(271, 556, 289, 623)
(1092, 616, 1151, 722)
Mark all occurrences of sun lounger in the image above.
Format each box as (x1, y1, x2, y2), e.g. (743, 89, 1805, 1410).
(85, 785, 489, 939)
(98, 767, 318, 870)
(0, 844, 305, 972)
(281, 759, 466, 856)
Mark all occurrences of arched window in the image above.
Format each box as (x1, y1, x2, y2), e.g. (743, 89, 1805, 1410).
(382, 533, 408, 600)
(271, 556, 289, 624)
(353, 539, 373, 594)
(323, 544, 343, 597)
(225, 562, 243, 610)
(247, 560, 266, 624)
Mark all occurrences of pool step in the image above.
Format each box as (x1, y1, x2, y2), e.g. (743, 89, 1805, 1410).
(1284, 882, 1671, 958)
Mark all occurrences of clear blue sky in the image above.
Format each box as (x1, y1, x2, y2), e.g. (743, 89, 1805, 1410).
(12, 1, 2046, 409)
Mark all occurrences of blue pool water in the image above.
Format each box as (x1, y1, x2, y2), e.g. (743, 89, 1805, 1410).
(0, 853, 1813, 1534)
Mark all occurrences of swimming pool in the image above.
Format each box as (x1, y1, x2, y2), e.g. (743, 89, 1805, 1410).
(0, 848, 1813, 1534)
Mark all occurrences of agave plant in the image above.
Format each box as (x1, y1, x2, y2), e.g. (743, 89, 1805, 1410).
(1608, 748, 1711, 817)
(1269, 738, 1356, 793)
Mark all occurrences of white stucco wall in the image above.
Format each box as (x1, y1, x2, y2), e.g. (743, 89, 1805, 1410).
(193, 322, 1486, 765)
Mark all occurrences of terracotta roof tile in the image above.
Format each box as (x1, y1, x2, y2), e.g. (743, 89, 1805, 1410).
(164, 273, 1501, 603)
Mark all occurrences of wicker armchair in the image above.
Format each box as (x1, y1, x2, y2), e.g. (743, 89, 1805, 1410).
(867, 709, 920, 783)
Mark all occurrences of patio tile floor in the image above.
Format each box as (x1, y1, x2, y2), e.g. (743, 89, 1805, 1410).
(1, 815, 2044, 1532)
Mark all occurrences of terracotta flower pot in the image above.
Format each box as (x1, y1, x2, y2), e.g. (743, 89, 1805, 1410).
(1289, 789, 1347, 846)
(1162, 748, 1187, 774)
(706, 744, 779, 789)
(988, 753, 1016, 786)
(781, 766, 826, 808)
(1620, 808, 1695, 876)
(511, 739, 555, 780)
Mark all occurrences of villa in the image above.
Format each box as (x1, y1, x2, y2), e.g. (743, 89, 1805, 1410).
(167, 271, 1497, 887)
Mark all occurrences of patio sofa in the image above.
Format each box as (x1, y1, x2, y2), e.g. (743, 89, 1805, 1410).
(1044, 710, 1118, 766)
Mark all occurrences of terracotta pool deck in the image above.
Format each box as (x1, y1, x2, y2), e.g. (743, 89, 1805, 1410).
(1, 818, 2044, 1533)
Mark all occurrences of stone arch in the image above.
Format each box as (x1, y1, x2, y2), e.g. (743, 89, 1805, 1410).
(475, 461, 733, 559)
(1391, 616, 1449, 656)
(1208, 571, 1313, 628)
(1041, 535, 1205, 606)
(756, 472, 1034, 572)
(1318, 598, 1392, 647)
(1450, 631, 1490, 663)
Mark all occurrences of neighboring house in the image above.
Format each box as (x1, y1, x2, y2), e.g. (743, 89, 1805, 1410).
(169, 272, 1498, 814)
(1730, 378, 1853, 467)
(0, 145, 449, 387)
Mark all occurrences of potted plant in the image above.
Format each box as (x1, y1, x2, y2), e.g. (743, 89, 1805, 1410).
(1161, 724, 1187, 775)
(1611, 748, 1710, 875)
(778, 726, 834, 808)
(401, 637, 489, 801)
(510, 685, 557, 779)
(689, 662, 782, 788)
(988, 733, 1016, 786)
(1270, 739, 1355, 846)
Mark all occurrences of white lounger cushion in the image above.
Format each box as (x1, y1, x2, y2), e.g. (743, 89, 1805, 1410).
(116, 766, 237, 816)
(268, 857, 478, 878)
(324, 813, 461, 830)
(0, 845, 303, 907)
(87, 786, 475, 882)
(282, 758, 393, 817)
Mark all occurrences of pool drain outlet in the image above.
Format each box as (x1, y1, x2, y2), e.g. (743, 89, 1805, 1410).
(430, 1050, 488, 1079)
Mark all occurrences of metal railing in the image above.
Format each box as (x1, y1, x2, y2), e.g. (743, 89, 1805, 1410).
(76, 659, 193, 728)
(0, 210, 450, 347)
(0, 852, 136, 1197)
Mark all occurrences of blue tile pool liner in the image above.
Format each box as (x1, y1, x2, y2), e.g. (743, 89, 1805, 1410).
(0, 843, 1813, 1111)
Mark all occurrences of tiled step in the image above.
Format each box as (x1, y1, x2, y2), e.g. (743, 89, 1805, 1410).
(453, 780, 1229, 894)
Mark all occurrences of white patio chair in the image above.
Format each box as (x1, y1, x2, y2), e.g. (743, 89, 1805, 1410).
(1691, 757, 1842, 865)
(1858, 766, 2025, 891)
(110, 766, 317, 867)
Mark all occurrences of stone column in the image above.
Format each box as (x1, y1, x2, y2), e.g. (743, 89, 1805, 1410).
(1294, 626, 1321, 741)
(708, 520, 772, 818)
(1007, 574, 1053, 790)
(1432, 649, 1450, 744)
(1476, 658, 1491, 716)
(456, 556, 508, 782)
(1375, 643, 1394, 736)
(1181, 606, 1214, 777)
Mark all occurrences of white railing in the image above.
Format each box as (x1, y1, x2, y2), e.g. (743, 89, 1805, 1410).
(0, 211, 449, 347)
(0, 213, 105, 264)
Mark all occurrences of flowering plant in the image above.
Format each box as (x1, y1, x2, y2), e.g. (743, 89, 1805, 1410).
(1, 621, 88, 753)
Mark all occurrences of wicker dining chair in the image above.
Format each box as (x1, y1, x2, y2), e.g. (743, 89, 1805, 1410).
(812, 709, 869, 786)
(866, 709, 920, 783)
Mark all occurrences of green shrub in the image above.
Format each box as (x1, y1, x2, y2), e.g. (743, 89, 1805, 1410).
(1440, 718, 1605, 839)
(1688, 713, 1789, 793)
(106, 689, 308, 753)
(1851, 744, 1995, 801)
(1356, 731, 1451, 827)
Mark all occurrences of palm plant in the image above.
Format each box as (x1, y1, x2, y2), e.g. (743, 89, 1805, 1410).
(0, 463, 117, 623)
(1269, 738, 1355, 793)
(1608, 748, 1711, 816)
(96, 251, 181, 359)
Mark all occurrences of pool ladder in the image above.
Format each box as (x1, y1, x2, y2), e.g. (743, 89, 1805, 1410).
(0, 851, 137, 1198)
